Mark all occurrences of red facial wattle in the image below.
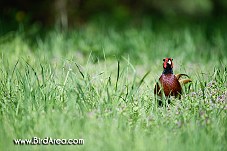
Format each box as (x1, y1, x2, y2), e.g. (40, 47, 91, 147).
(163, 58, 173, 69)
(163, 62, 167, 68)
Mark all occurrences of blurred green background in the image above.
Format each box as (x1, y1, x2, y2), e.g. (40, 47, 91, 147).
(1, 0, 227, 27)
(0, 0, 227, 63)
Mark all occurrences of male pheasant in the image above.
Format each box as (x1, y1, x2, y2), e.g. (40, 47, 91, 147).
(154, 58, 191, 104)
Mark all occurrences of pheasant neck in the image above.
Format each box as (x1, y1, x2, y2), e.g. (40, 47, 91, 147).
(162, 68, 173, 74)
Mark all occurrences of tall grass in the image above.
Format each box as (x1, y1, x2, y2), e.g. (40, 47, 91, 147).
(0, 20, 226, 150)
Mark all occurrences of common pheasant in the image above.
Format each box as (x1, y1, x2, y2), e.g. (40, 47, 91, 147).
(154, 58, 191, 105)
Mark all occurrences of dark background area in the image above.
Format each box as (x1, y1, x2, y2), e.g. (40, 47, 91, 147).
(1, 0, 227, 29)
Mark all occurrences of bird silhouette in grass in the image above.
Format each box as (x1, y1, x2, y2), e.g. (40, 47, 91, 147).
(154, 58, 192, 105)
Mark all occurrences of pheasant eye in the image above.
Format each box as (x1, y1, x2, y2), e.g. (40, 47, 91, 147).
(163, 59, 165, 61)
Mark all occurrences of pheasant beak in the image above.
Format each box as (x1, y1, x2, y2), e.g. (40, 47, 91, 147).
(167, 60, 171, 65)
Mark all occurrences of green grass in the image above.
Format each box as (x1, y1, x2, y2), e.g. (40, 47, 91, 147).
(0, 20, 227, 151)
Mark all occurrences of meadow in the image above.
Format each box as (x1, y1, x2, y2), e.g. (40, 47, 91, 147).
(0, 19, 227, 151)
